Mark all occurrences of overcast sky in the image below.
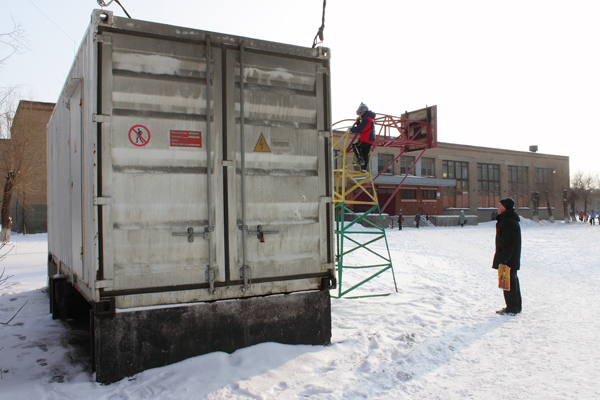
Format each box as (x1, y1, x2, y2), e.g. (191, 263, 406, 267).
(1, 0, 598, 177)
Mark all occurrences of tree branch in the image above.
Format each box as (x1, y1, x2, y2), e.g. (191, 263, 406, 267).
(0, 16, 29, 67)
(0, 300, 27, 326)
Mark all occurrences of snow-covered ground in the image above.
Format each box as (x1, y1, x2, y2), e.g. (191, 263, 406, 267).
(1, 220, 599, 399)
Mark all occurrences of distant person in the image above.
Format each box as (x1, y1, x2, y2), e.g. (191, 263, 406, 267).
(591, 210, 596, 225)
(459, 210, 466, 227)
(491, 211, 497, 220)
(415, 213, 420, 228)
(351, 102, 376, 172)
(397, 210, 403, 231)
(493, 198, 522, 316)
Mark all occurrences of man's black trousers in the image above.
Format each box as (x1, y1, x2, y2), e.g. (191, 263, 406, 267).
(504, 268, 522, 313)
(352, 141, 371, 166)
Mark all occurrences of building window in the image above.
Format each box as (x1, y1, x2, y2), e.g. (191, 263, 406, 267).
(534, 167, 554, 192)
(442, 189, 469, 208)
(400, 156, 415, 175)
(378, 153, 394, 174)
(400, 189, 417, 200)
(378, 188, 395, 195)
(421, 157, 435, 177)
(508, 166, 529, 208)
(477, 163, 501, 208)
(421, 189, 436, 200)
(442, 160, 469, 208)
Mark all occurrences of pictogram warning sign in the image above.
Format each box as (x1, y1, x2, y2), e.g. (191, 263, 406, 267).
(129, 125, 151, 147)
(254, 133, 270, 152)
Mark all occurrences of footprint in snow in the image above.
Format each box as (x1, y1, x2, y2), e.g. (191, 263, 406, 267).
(299, 384, 334, 396)
(396, 371, 413, 381)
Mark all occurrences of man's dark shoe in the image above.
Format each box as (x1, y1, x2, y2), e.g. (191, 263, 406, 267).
(496, 308, 518, 316)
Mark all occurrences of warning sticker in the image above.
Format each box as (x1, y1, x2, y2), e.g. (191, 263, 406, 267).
(170, 130, 202, 148)
(129, 125, 151, 147)
(254, 133, 270, 152)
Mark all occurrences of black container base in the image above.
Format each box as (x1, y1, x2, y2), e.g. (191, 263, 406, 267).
(93, 290, 331, 384)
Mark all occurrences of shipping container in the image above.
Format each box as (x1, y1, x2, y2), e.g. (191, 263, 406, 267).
(47, 9, 334, 383)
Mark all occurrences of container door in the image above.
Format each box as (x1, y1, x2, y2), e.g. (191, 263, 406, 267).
(226, 48, 332, 293)
(101, 32, 225, 300)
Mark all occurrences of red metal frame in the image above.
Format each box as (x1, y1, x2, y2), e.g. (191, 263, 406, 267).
(333, 107, 438, 213)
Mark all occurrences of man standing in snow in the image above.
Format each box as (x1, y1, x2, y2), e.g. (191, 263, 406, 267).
(459, 210, 466, 227)
(397, 210, 403, 230)
(493, 198, 522, 315)
(351, 102, 376, 172)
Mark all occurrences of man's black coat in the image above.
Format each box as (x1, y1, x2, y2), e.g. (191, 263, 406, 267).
(493, 208, 522, 270)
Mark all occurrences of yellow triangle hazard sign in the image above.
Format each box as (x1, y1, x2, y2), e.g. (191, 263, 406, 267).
(254, 133, 271, 152)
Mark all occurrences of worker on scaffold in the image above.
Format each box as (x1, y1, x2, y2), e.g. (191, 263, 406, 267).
(351, 102, 376, 172)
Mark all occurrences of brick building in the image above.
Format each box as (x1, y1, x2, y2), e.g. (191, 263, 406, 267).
(340, 139, 570, 222)
(0, 100, 55, 234)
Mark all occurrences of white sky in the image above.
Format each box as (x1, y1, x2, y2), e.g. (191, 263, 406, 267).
(1, 0, 599, 177)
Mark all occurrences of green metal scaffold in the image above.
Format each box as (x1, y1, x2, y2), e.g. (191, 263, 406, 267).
(332, 129, 398, 299)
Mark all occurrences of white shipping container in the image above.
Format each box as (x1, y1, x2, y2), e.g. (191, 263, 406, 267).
(47, 10, 334, 383)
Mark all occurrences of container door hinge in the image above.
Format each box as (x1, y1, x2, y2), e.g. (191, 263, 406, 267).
(172, 226, 212, 242)
(96, 280, 114, 290)
(318, 130, 331, 139)
(205, 267, 216, 294)
(93, 196, 111, 206)
(320, 196, 333, 204)
(93, 114, 111, 123)
(240, 265, 251, 290)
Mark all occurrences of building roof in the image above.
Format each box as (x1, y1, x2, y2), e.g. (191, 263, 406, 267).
(436, 141, 569, 161)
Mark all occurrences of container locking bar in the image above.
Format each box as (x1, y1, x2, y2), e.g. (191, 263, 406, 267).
(240, 224, 279, 243)
(237, 225, 279, 290)
(172, 226, 213, 243)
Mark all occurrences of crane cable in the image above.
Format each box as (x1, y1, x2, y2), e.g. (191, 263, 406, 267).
(97, 0, 132, 19)
(312, 0, 326, 48)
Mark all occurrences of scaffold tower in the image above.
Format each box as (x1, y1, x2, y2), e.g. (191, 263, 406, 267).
(332, 128, 397, 298)
(332, 107, 438, 298)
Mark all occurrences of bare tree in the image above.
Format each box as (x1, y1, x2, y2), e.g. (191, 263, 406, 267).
(571, 170, 599, 216)
(0, 17, 28, 67)
(1, 17, 28, 140)
(0, 101, 48, 242)
(1, 16, 28, 128)
(0, 19, 32, 241)
(532, 167, 569, 222)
